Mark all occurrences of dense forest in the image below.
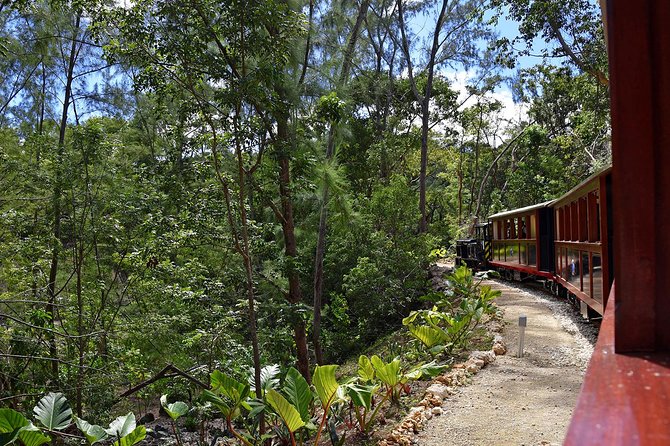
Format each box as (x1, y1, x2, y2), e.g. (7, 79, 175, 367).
(0, 0, 609, 443)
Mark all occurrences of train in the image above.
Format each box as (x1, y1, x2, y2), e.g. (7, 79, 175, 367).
(456, 166, 613, 319)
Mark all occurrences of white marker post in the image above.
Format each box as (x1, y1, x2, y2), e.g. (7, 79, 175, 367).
(518, 315, 527, 358)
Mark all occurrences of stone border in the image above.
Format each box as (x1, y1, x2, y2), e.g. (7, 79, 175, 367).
(377, 325, 507, 446)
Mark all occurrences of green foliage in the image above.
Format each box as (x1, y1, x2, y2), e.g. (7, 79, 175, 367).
(404, 266, 499, 355)
(283, 367, 312, 423)
(74, 418, 107, 445)
(313, 365, 340, 410)
(33, 392, 72, 431)
(312, 365, 340, 445)
(104, 413, 139, 439)
(0, 394, 149, 446)
(266, 389, 305, 434)
(111, 426, 146, 446)
(160, 395, 189, 421)
(0, 409, 49, 446)
(203, 371, 251, 420)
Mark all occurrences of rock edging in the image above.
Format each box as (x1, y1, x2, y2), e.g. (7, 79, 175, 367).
(378, 331, 507, 446)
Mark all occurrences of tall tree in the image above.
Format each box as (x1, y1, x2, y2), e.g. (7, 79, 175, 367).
(395, 0, 491, 232)
(97, 0, 312, 381)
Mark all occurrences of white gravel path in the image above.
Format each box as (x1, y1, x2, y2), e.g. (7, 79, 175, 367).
(415, 279, 598, 446)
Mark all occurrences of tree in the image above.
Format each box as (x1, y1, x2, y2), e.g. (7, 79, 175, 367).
(492, 0, 608, 86)
(395, 0, 493, 232)
(96, 0, 312, 382)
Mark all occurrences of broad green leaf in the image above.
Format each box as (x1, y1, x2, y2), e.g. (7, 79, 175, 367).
(357, 356, 375, 382)
(406, 361, 448, 380)
(401, 312, 419, 325)
(105, 413, 136, 438)
(74, 417, 107, 444)
(246, 399, 266, 419)
(33, 392, 72, 430)
(266, 389, 304, 433)
(202, 390, 235, 419)
(160, 395, 188, 420)
(346, 384, 375, 411)
(313, 365, 339, 410)
(370, 356, 401, 387)
(210, 370, 250, 403)
(0, 408, 29, 434)
(407, 324, 448, 348)
(112, 426, 146, 446)
(0, 408, 27, 446)
(17, 425, 50, 446)
(0, 428, 22, 446)
(284, 367, 312, 422)
(429, 344, 447, 355)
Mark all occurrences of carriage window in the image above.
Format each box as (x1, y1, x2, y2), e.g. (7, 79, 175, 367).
(520, 243, 527, 264)
(592, 254, 603, 303)
(588, 191, 599, 242)
(579, 198, 588, 242)
(595, 191, 601, 242)
(568, 249, 580, 289)
(561, 248, 569, 281)
(508, 243, 518, 263)
(528, 244, 537, 266)
(530, 214, 536, 239)
(581, 252, 591, 295)
(570, 202, 578, 241)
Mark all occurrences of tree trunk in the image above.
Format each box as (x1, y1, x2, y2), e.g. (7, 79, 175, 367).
(276, 114, 311, 382)
(312, 0, 370, 365)
(46, 11, 81, 386)
(418, 98, 430, 232)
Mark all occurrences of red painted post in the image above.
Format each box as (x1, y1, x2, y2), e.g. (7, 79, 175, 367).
(609, 0, 670, 352)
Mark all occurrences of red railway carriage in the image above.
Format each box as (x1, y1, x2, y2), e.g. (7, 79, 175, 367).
(486, 167, 613, 317)
(552, 167, 613, 316)
(488, 201, 555, 281)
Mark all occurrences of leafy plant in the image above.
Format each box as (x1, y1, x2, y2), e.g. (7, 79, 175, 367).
(33, 392, 72, 431)
(0, 394, 146, 446)
(161, 395, 189, 446)
(0, 409, 50, 446)
(283, 367, 313, 426)
(312, 365, 340, 446)
(74, 418, 107, 445)
(345, 382, 379, 433)
(105, 413, 146, 446)
(369, 355, 404, 403)
(266, 389, 304, 446)
(202, 371, 253, 446)
(405, 266, 499, 355)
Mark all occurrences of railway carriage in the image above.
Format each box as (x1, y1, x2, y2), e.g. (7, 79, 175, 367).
(458, 166, 613, 318)
(552, 167, 613, 316)
(488, 201, 555, 282)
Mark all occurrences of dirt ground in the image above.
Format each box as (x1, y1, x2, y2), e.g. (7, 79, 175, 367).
(415, 279, 598, 446)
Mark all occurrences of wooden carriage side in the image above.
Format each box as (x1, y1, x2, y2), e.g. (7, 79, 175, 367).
(488, 201, 555, 280)
(552, 167, 612, 316)
(565, 1, 670, 443)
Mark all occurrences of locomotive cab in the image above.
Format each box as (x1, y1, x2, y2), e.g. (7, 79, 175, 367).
(455, 222, 492, 269)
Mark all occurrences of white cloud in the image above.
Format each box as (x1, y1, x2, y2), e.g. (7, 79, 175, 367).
(446, 69, 528, 126)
